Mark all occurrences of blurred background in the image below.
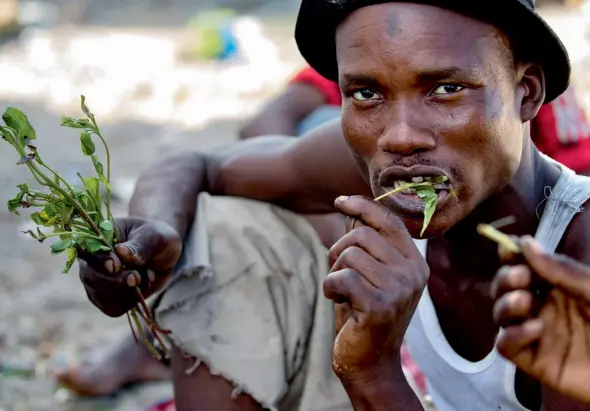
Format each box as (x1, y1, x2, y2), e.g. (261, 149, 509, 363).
(0, 0, 588, 410)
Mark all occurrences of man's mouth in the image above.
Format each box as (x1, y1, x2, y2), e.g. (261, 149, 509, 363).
(375, 166, 455, 217)
(388, 175, 450, 195)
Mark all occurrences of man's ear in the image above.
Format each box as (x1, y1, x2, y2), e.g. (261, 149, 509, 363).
(517, 63, 546, 123)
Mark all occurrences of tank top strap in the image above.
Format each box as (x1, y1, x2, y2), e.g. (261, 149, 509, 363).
(535, 159, 590, 254)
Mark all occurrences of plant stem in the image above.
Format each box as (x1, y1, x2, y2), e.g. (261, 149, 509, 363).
(25, 161, 105, 242)
(91, 128, 113, 216)
(71, 222, 97, 233)
(129, 309, 162, 360)
(476, 224, 521, 253)
(42, 231, 105, 242)
(36, 156, 77, 198)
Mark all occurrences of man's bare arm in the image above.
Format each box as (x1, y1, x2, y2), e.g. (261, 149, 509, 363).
(239, 83, 326, 139)
(128, 118, 370, 238)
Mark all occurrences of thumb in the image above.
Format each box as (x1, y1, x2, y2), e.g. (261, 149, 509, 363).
(114, 223, 163, 267)
(521, 236, 590, 301)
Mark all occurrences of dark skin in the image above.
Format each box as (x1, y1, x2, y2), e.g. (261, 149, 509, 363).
(492, 237, 590, 406)
(75, 3, 590, 411)
(239, 82, 327, 139)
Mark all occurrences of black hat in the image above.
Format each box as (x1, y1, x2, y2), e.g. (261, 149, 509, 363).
(295, 0, 570, 103)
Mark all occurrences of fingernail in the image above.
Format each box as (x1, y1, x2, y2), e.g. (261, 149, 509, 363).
(105, 259, 114, 273)
(335, 196, 350, 203)
(147, 269, 156, 283)
(126, 272, 141, 287)
(523, 319, 543, 334)
(522, 236, 543, 254)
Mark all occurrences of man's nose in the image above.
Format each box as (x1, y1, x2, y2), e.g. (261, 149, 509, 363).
(377, 104, 436, 155)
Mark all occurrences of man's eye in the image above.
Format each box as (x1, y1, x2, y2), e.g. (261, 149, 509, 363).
(431, 84, 465, 95)
(352, 89, 379, 101)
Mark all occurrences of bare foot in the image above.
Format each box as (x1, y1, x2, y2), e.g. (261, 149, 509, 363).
(56, 333, 170, 397)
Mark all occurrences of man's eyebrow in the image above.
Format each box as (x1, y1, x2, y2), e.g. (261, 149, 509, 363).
(416, 67, 473, 83)
(339, 73, 380, 89)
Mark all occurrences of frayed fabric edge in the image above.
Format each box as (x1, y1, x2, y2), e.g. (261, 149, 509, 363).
(168, 333, 279, 411)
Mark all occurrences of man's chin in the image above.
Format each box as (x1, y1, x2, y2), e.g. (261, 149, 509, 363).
(403, 218, 449, 241)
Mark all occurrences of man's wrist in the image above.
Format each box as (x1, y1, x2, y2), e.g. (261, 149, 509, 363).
(340, 363, 424, 411)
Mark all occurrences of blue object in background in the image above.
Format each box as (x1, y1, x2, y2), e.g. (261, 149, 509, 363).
(218, 24, 239, 60)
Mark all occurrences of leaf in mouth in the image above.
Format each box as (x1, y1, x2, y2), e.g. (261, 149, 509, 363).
(374, 175, 450, 237)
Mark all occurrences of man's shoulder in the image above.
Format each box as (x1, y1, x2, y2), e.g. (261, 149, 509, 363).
(557, 175, 590, 264)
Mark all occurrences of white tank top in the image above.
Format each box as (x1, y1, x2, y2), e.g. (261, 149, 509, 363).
(405, 161, 590, 411)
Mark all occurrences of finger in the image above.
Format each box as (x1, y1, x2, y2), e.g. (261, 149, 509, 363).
(345, 216, 365, 233)
(498, 235, 524, 265)
(493, 290, 534, 328)
(116, 221, 181, 270)
(491, 265, 532, 300)
(335, 196, 418, 259)
(323, 268, 377, 310)
(496, 319, 544, 364)
(78, 259, 128, 287)
(77, 250, 122, 276)
(331, 246, 395, 289)
(329, 226, 402, 267)
(521, 236, 590, 300)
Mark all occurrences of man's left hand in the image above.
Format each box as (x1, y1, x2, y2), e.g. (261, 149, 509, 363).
(492, 236, 590, 404)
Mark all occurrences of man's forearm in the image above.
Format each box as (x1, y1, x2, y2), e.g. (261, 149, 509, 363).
(128, 151, 210, 239)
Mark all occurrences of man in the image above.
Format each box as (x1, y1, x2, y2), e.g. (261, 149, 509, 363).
(57, 25, 590, 405)
(74, 0, 590, 410)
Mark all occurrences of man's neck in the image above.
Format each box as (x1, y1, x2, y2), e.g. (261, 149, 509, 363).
(443, 142, 561, 254)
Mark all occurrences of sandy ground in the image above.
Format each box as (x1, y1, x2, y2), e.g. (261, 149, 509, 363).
(0, 3, 589, 411)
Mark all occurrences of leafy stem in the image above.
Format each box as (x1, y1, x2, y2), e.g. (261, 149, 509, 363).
(2, 96, 169, 360)
(26, 160, 106, 242)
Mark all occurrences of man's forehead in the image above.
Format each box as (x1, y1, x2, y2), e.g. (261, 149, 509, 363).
(335, 3, 511, 72)
(337, 3, 507, 49)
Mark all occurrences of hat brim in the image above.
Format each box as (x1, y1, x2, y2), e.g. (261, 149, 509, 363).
(295, 0, 570, 103)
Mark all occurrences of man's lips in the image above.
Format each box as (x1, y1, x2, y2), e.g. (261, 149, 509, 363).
(375, 188, 451, 217)
(378, 165, 452, 188)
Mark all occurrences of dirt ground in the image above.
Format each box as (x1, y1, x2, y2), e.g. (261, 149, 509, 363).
(0, 3, 589, 411)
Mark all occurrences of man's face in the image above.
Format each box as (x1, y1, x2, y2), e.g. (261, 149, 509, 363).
(336, 3, 525, 237)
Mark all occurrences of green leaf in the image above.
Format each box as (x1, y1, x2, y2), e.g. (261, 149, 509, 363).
(63, 247, 78, 274)
(42, 202, 59, 218)
(2, 108, 36, 143)
(82, 177, 101, 204)
(91, 154, 104, 178)
(61, 206, 74, 227)
(416, 186, 438, 237)
(50, 238, 74, 254)
(60, 117, 91, 129)
(7, 184, 29, 214)
(80, 131, 95, 156)
(30, 212, 47, 225)
(80, 237, 110, 253)
(81, 95, 93, 120)
(99, 220, 114, 245)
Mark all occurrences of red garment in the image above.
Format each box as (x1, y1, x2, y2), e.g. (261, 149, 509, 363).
(532, 87, 590, 173)
(290, 67, 590, 173)
(290, 66, 342, 106)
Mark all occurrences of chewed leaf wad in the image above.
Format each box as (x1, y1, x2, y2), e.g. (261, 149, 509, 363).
(374, 175, 454, 237)
(1, 96, 170, 360)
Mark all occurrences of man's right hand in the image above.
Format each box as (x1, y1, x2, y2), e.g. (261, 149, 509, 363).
(78, 217, 182, 317)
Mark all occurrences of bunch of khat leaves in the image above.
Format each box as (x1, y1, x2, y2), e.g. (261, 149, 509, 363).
(374, 176, 454, 237)
(0, 96, 169, 360)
